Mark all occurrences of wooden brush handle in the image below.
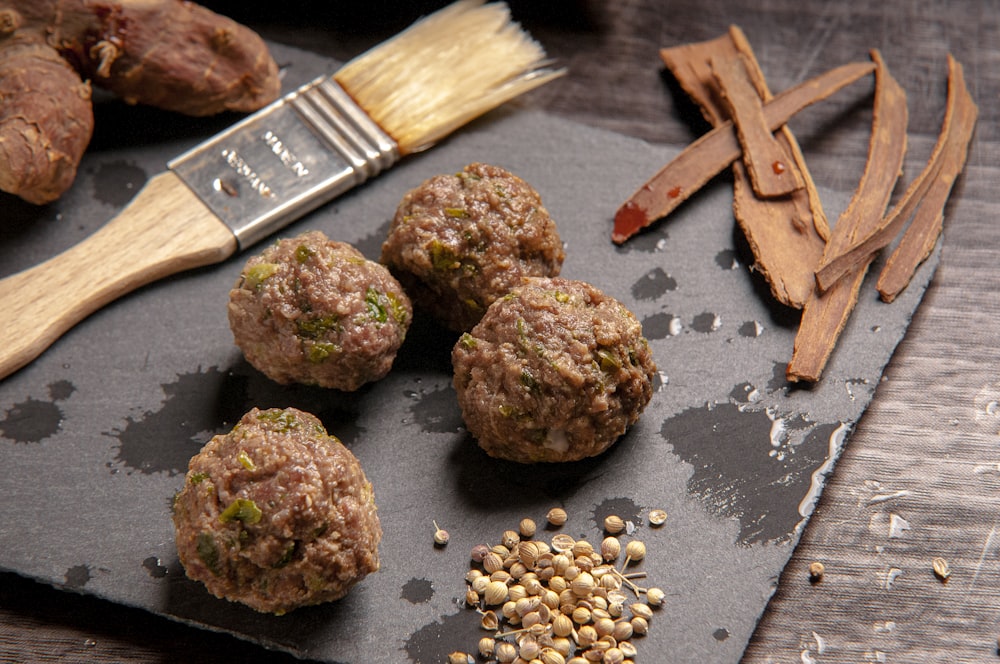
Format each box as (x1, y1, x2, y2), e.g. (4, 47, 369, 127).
(0, 171, 238, 381)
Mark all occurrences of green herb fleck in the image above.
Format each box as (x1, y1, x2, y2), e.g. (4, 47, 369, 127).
(243, 262, 278, 290)
(459, 333, 478, 350)
(196, 533, 221, 576)
(429, 240, 460, 271)
(295, 245, 314, 263)
(237, 450, 256, 472)
(297, 314, 340, 339)
(444, 207, 470, 218)
(257, 409, 302, 432)
(365, 287, 388, 323)
(386, 291, 408, 326)
(307, 342, 338, 363)
(189, 472, 209, 484)
(520, 370, 538, 391)
(219, 498, 263, 525)
(597, 349, 621, 371)
(274, 541, 297, 568)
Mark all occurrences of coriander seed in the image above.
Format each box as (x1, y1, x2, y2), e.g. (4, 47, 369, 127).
(471, 543, 490, 562)
(495, 641, 517, 663)
(478, 637, 496, 657)
(433, 521, 449, 546)
(480, 609, 499, 630)
(603, 515, 625, 534)
(601, 536, 621, 562)
(630, 615, 648, 635)
(623, 540, 646, 565)
(808, 561, 825, 583)
(630, 602, 653, 621)
(520, 518, 537, 538)
(447, 651, 472, 664)
(552, 612, 574, 637)
(485, 580, 509, 605)
(932, 556, 952, 581)
(502, 529, 521, 549)
(483, 551, 505, 574)
(648, 509, 667, 526)
(547, 507, 568, 526)
(603, 646, 625, 664)
(612, 619, 633, 641)
(541, 647, 567, 664)
(646, 586, 665, 606)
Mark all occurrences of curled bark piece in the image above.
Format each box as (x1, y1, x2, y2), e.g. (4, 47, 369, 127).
(787, 51, 908, 383)
(648, 27, 838, 307)
(710, 52, 804, 198)
(876, 61, 975, 300)
(0, 42, 93, 205)
(814, 55, 977, 300)
(612, 59, 874, 246)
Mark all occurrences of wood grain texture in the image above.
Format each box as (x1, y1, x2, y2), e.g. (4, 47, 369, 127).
(2, 0, 998, 661)
(0, 171, 237, 380)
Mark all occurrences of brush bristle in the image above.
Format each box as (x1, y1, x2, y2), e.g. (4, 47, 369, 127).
(333, 0, 564, 155)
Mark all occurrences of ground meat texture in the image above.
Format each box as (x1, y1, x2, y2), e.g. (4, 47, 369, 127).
(172, 407, 381, 614)
(452, 277, 657, 463)
(228, 231, 412, 390)
(380, 162, 565, 332)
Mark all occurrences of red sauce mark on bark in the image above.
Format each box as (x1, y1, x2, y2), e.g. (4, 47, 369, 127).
(772, 161, 786, 174)
(668, 186, 682, 198)
(612, 200, 648, 244)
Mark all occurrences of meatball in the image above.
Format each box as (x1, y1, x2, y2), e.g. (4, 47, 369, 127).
(228, 230, 411, 390)
(452, 277, 657, 463)
(381, 162, 564, 332)
(172, 407, 381, 614)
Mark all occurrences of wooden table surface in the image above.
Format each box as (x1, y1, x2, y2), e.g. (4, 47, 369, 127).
(2, 1, 998, 661)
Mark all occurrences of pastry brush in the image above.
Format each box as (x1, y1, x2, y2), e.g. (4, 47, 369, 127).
(0, 0, 563, 380)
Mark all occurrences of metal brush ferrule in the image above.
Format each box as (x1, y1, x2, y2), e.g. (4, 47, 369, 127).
(169, 76, 399, 249)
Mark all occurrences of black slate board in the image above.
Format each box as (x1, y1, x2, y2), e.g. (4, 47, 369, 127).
(0, 43, 936, 663)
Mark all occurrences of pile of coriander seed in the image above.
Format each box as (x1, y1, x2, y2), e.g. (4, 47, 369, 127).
(449, 507, 665, 664)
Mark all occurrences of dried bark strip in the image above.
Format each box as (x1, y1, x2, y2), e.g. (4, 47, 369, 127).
(813, 56, 977, 300)
(787, 51, 908, 382)
(649, 27, 836, 307)
(816, 55, 978, 289)
(611, 60, 873, 246)
(876, 65, 975, 302)
(710, 52, 805, 198)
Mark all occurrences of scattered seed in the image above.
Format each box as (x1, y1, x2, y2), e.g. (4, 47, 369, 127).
(551, 533, 576, 552)
(808, 561, 825, 583)
(624, 540, 646, 565)
(932, 557, 951, 582)
(480, 609, 499, 631)
(601, 536, 621, 562)
(547, 507, 568, 526)
(447, 651, 472, 664)
(471, 543, 489, 562)
(604, 515, 626, 534)
(648, 509, 667, 526)
(433, 521, 450, 546)
(458, 514, 662, 662)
